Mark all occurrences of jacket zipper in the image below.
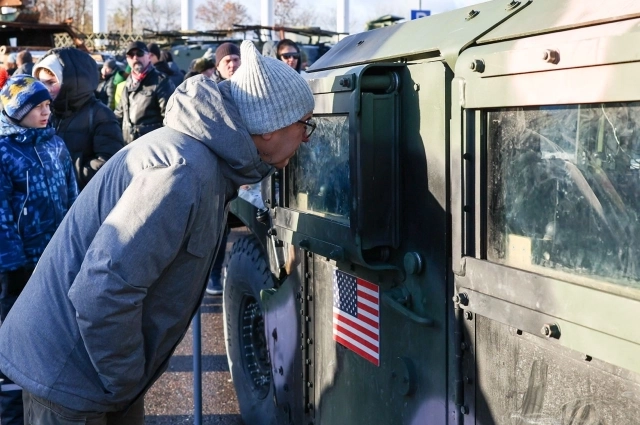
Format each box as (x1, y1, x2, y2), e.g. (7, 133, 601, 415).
(17, 170, 29, 233)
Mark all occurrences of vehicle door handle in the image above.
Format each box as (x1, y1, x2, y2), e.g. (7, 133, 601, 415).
(382, 287, 434, 327)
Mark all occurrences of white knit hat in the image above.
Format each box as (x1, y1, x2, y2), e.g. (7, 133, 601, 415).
(33, 53, 64, 86)
(230, 40, 314, 135)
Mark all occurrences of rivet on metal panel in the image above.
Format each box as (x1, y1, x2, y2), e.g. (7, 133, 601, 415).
(306, 338, 313, 345)
(413, 83, 420, 91)
(463, 376, 471, 384)
(278, 366, 284, 375)
(305, 272, 311, 279)
(404, 252, 424, 275)
(267, 227, 277, 236)
(461, 405, 469, 415)
(357, 40, 365, 46)
(469, 59, 485, 73)
(307, 381, 314, 388)
(272, 328, 278, 340)
(542, 49, 560, 64)
(465, 9, 479, 20)
(464, 311, 473, 321)
(460, 342, 467, 351)
(339, 77, 351, 88)
(307, 251, 313, 258)
(307, 403, 314, 410)
(540, 323, 561, 339)
(305, 316, 310, 322)
(307, 295, 313, 301)
(505, 0, 520, 10)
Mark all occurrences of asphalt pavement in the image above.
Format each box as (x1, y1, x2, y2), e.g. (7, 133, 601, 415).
(144, 230, 246, 425)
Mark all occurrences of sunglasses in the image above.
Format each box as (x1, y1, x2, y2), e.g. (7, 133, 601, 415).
(126, 50, 146, 58)
(281, 53, 300, 60)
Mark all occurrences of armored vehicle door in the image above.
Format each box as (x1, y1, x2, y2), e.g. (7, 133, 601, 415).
(452, 2, 640, 423)
(263, 59, 452, 424)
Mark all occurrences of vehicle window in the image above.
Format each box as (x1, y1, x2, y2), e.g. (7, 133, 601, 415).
(287, 115, 350, 223)
(487, 104, 640, 289)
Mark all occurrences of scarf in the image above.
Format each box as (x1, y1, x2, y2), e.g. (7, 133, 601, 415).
(129, 63, 153, 92)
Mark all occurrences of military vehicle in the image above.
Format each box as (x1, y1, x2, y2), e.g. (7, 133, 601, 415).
(223, 0, 640, 424)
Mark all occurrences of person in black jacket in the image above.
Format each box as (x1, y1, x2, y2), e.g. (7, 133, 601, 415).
(33, 47, 125, 190)
(96, 59, 123, 110)
(147, 43, 183, 89)
(115, 41, 175, 144)
(14, 50, 34, 76)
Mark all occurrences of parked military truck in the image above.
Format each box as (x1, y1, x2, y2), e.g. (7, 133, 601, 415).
(223, 1, 640, 424)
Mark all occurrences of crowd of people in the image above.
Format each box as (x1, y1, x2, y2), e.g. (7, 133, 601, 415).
(0, 37, 315, 424)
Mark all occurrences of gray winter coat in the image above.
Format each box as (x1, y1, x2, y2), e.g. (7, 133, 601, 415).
(0, 75, 273, 412)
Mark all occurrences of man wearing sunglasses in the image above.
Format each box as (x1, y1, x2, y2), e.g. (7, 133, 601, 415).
(0, 40, 314, 425)
(115, 41, 175, 144)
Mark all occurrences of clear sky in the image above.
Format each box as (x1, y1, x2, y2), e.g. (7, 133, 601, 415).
(193, 0, 488, 34)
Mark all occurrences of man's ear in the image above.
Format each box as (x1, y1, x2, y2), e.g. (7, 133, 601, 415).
(261, 132, 274, 141)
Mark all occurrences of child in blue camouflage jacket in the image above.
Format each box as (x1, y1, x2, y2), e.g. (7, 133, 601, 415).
(0, 75, 78, 425)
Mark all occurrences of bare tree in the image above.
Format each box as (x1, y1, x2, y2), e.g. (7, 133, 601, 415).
(138, 0, 180, 32)
(107, 0, 139, 33)
(274, 0, 332, 28)
(196, 0, 251, 30)
(38, 0, 92, 33)
(274, 0, 298, 27)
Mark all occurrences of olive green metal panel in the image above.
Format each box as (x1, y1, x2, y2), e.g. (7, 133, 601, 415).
(473, 316, 640, 425)
(310, 60, 452, 425)
(477, 0, 640, 44)
(457, 26, 640, 108)
(310, 0, 529, 72)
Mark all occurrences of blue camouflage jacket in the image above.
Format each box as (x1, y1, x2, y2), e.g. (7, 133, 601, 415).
(0, 114, 78, 273)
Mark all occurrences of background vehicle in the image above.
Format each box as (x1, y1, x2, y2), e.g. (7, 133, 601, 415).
(224, 0, 640, 424)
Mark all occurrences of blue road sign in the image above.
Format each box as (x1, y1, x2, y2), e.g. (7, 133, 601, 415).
(411, 10, 431, 20)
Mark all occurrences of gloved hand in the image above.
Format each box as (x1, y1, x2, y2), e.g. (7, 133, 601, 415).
(5, 267, 33, 296)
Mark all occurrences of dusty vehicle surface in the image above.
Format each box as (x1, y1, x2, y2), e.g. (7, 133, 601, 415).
(224, 1, 640, 424)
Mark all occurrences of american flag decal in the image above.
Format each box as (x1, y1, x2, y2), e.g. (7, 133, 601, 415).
(332, 269, 380, 366)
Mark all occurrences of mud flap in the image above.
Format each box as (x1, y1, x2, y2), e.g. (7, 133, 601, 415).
(261, 275, 302, 425)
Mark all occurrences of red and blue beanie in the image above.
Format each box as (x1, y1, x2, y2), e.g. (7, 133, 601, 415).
(0, 74, 51, 122)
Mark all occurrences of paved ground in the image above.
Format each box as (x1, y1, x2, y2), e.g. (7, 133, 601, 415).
(144, 230, 246, 425)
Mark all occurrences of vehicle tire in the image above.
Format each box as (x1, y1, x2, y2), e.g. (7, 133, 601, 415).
(223, 235, 279, 425)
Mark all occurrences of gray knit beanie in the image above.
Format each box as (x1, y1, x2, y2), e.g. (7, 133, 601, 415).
(229, 40, 314, 135)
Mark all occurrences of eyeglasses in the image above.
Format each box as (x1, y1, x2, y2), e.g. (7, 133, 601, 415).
(297, 119, 316, 138)
(126, 50, 145, 58)
(281, 53, 300, 60)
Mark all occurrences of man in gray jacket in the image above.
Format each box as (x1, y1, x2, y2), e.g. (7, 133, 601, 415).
(0, 40, 315, 424)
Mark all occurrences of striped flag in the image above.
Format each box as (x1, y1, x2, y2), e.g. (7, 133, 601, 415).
(332, 269, 380, 366)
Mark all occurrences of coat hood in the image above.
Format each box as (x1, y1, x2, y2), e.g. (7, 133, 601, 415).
(164, 75, 273, 186)
(0, 113, 56, 143)
(38, 48, 99, 115)
(0, 113, 27, 137)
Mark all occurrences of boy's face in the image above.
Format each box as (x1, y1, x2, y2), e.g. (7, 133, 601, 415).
(20, 100, 51, 129)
